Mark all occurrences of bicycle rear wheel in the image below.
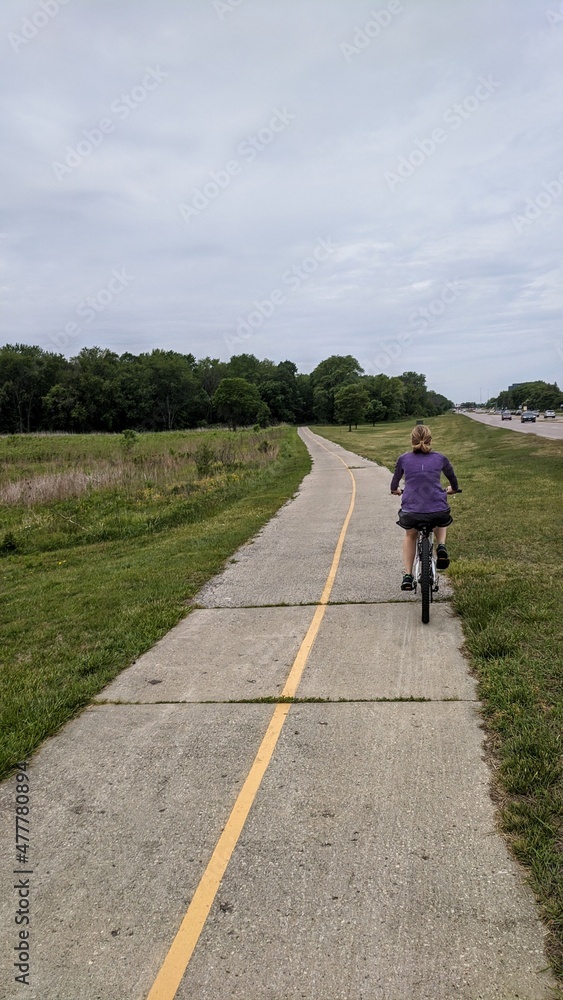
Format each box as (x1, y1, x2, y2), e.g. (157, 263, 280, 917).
(421, 535, 430, 624)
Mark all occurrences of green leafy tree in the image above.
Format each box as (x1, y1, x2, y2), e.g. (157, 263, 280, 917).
(65, 347, 121, 431)
(365, 399, 386, 424)
(398, 371, 427, 416)
(255, 401, 271, 428)
(310, 355, 363, 422)
(43, 382, 86, 431)
(0, 344, 66, 432)
(364, 374, 406, 421)
(495, 380, 562, 412)
(213, 377, 262, 430)
(334, 383, 369, 431)
(295, 373, 314, 423)
(195, 357, 228, 420)
(257, 360, 302, 423)
(426, 390, 454, 414)
(113, 353, 153, 429)
(140, 350, 208, 430)
(226, 353, 264, 384)
(258, 379, 294, 422)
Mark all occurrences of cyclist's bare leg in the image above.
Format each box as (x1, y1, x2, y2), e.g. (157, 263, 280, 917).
(403, 529, 417, 573)
(434, 527, 447, 545)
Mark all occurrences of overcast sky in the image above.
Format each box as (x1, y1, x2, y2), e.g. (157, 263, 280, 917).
(1, 0, 562, 402)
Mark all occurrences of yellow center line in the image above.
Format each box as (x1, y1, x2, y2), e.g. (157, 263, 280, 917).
(146, 430, 355, 1000)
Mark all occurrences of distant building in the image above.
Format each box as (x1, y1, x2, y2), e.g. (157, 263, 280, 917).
(508, 383, 524, 391)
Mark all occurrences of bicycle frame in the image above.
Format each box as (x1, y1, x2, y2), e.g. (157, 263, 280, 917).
(412, 527, 439, 591)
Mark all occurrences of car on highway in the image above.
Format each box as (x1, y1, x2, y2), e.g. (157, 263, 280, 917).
(521, 411, 536, 422)
(501, 410, 512, 420)
(544, 410, 556, 418)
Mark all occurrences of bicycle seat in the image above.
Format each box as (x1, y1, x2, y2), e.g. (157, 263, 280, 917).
(412, 521, 436, 534)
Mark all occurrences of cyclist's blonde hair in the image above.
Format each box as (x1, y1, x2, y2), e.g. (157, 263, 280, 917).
(411, 424, 432, 453)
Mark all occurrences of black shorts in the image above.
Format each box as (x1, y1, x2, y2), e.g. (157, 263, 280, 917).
(396, 509, 453, 530)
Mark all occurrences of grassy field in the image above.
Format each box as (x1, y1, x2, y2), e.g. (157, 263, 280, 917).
(315, 414, 563, 980)
(0, 426, 311, 779)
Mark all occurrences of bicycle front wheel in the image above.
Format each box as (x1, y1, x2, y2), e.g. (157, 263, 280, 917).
(421, 535, 430, 624)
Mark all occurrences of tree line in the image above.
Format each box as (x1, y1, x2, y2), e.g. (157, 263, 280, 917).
(489, 380, 563, 412)
(0, 344, 453, 434)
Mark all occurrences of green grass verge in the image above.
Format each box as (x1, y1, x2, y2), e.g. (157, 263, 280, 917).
(314, 415, 563, 980)
(0, 427, 311, 779)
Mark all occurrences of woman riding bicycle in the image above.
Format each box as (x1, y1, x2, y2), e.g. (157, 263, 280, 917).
(390, 424, 460, 591)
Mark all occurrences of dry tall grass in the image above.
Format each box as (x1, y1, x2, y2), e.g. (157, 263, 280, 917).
(0, 432, 280, 507)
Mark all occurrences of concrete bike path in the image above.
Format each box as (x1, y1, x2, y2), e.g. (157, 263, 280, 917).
(0, 429, 556, 999)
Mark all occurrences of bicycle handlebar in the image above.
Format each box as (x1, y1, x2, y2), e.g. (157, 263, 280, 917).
(390, 488, 462, 494)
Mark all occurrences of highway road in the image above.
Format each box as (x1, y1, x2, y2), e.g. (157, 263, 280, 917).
(461, 409, 563, 439)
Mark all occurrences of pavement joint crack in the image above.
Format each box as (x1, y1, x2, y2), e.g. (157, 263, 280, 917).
(197, 597, 454, 609)
(93, 697, 479, 706)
